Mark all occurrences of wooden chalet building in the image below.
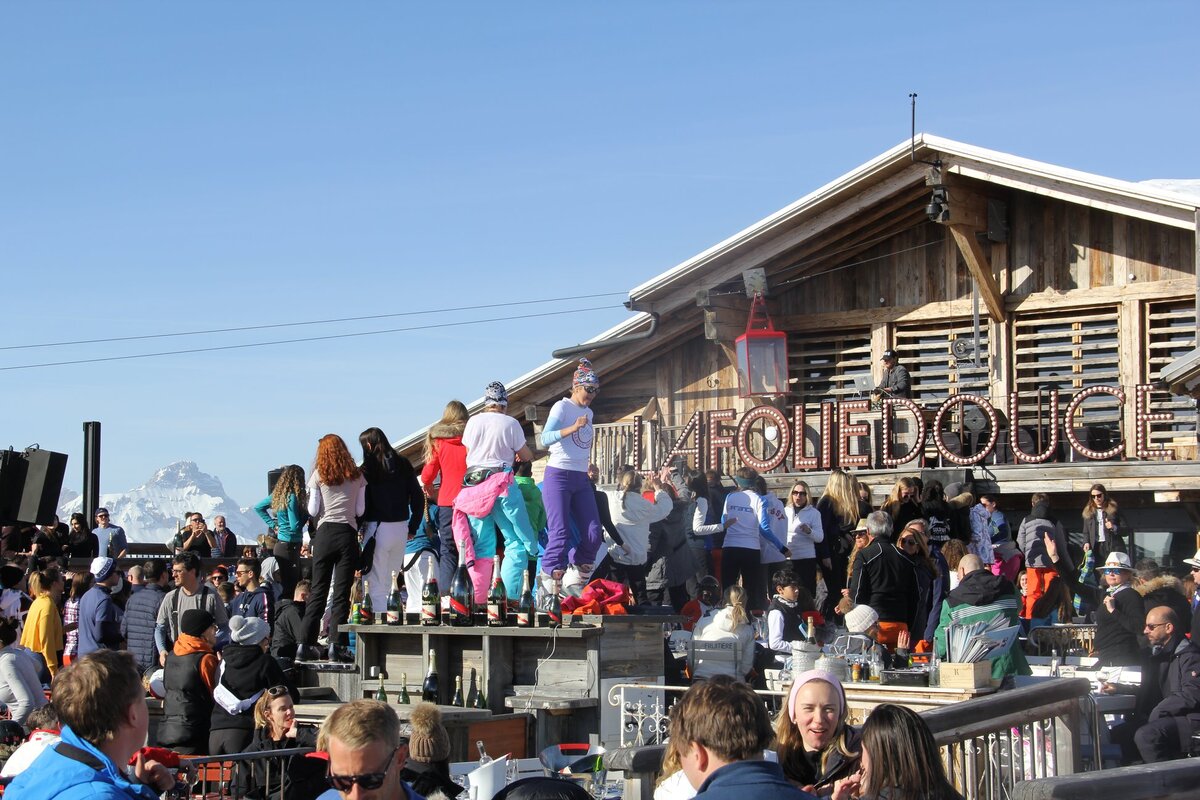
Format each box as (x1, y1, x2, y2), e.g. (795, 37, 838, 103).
(397, 134, 1200, 567)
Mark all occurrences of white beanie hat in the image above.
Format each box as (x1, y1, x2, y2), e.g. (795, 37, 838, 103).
(228, 615, 270, 646)
(844, 604, 880, 634)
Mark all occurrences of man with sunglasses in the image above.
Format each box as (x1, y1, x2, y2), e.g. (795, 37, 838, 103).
(1104, 606, 1200, 764)
(92, 508, 127, 560)
(325, 699, 421, 800)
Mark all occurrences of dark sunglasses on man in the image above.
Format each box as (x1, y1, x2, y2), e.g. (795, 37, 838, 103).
(327, 746, 400, 792)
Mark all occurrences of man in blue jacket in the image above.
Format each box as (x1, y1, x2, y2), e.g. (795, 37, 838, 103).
(669, 675, 816, 800)
(7, 650, 176, 799)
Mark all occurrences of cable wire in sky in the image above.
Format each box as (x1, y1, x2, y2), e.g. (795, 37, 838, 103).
(0, 304, 619, 372)
(0, 291, 629, 351)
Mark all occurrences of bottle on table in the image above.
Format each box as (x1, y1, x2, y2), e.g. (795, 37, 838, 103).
(805, 616, 817, 646)
(449, 547, 475, 627)
(472, 685, 487, 709)
(361, 579, 374, 625)
(399, 672, 411, 704)
(868, 647, 883, 682)
(477, 740, 491, 766)
(487, 577, 508, 626)
(516, 571, 535, 628)
(387, 570, 403, 625)
(375, 670, 388, 703)
(422, 578, 441, 626)
(547, 579, 563, 629)
(422, 648, 439, 703)
(451, 674, 464, 707)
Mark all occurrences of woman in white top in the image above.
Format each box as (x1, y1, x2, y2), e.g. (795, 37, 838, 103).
(721, 467, 789, 612)
(785, 480, 825, 599)
(0, 619, 46, 726)
(460, 381, 537, 601)
(301, 434, 366, 658)
(600, 469, 672, 605)
(692, 585, 756, 681)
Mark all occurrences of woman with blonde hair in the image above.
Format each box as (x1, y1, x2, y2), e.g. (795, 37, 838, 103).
(420, 400, 470, 588)
(234, 686, 324, 800)
(881, 476, 921, 531)
(785, 480, 824, 599)
(19, 570, 63, 679)
(300, 434, 366, 660)
(693, 585, 756, 680)
(254, 464, 309, 598)
(600, 468, 672, 605)
(776, 670, 860, 792)
(817, 469, 868, 618)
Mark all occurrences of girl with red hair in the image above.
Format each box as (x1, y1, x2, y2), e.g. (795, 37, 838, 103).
(300, 434, 365, 660)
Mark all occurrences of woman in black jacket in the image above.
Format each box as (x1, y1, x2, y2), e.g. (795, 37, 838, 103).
(234, 687, 325, 800)
(209, 615, 289, 754)
(360, 427, 425, 621)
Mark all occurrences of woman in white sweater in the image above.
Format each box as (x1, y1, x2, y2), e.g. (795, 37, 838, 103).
(601, 469, 672, 605)
(0, 619, 47, 726)
(692, 585, 756, 681)
(785, 480, 825, 599)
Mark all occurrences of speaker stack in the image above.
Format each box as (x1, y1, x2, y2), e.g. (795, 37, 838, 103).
(0, 448, 69, 526)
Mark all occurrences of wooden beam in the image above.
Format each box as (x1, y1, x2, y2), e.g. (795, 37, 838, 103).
(948, 223, 1005, 322)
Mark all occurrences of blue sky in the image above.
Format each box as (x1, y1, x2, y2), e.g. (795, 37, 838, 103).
(3, 2, 1198, 512)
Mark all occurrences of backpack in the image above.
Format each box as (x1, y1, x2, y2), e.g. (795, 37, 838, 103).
(928, 515, 951, 543)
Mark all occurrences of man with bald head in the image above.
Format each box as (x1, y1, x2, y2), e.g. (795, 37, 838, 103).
(1105, 605, 1200, 763)
(932, 553, 1029, 681)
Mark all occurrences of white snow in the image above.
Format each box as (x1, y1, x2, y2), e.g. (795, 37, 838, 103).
(1139, 178, 1200, 202)
(58, 461, 265, 546)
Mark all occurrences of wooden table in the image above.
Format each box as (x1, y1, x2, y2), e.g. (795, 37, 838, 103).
(841, 681, 995, 725)
(345, 614, 676, 748)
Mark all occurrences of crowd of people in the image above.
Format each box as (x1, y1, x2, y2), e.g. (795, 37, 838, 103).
(0, 360, 1196, 796)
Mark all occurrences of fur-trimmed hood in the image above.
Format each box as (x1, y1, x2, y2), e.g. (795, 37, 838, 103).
(428, 421, 466, 440)
(1137, 575, 1186, 598)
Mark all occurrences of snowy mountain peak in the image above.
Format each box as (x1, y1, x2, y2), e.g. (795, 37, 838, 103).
(59, 462, 264, 546)
(141, 460, 227, 497)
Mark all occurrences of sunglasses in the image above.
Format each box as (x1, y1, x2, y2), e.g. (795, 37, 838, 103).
(267, 685, 290, 698)
(1101, 568, 1125, 575)
(792, 491, 807, 497)
(899, 537, 917, 546)
(327, 747, 398, 792)
(1091, 494, 1105, 499)
(582, 386, 598, 395)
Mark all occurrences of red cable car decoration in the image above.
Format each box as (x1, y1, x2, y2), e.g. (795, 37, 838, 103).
(735, 292, 789, 397)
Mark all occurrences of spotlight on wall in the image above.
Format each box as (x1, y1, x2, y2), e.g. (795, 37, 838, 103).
(926, 185, 950, 222)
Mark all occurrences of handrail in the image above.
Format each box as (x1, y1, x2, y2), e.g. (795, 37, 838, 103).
(1011, 760, 1200, 800)
(921, 678, 1092, 743)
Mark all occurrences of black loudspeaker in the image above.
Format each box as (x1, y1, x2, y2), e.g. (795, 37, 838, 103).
(0, 449, 68, 525)
(267, 468, 284, 495)
(16, 450, 68, 525)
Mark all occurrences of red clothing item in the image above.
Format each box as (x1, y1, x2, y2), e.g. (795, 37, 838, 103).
(420, 436, 468, 506)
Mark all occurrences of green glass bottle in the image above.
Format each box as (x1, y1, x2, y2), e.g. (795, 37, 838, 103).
(375, 672, 388, 703)
(361, 579, 373, 625)
(399, 672, 411, 704)
(451, 675, 465, 707)
(387, 570, 402, 625)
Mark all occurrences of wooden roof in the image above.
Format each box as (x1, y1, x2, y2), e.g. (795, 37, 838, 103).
(394, 134, 1200, 457)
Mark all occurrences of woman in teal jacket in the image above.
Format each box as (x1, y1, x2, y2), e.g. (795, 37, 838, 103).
(254, 464, 309, 598)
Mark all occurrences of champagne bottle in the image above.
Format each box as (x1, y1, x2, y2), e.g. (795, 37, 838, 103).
(487, 576, 508, 626)
(547, 579, 563, 629)
(375, 672, 388, 702)
(449, 547, 475, 627)
(399, 672, 411, 704)
(516, 571, 535, 628)
(805, 616, 816, 646)
(387, 570, 402, 625)
(451, 674, 464, 707)
(361, 579, 373, 625)
(472, 685, 487, 709)
(421, 577, 440, 626)
(422, 648, 439, 703)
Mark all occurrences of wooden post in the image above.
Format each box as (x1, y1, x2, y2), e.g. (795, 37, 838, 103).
(949, 224, 1006, 322)
(1119, 299, 1145, 454)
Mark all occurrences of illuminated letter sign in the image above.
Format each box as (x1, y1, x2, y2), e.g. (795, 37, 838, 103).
(1007, 391, 1059, 463)
(881, 398, 926, 468)
(1064, 386, 1125, 460)
(735, 405, 791, 472)
(706, 409, 736, 473)
(837, 400, 870, 469)
(1135, 383, 1175, 460)
(932, 395, 999, 466)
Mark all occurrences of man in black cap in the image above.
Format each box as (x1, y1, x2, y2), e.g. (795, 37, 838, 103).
(873, 349, 911, 400)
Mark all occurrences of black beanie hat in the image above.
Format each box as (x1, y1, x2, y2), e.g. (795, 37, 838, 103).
(181, 608, 215, 637)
